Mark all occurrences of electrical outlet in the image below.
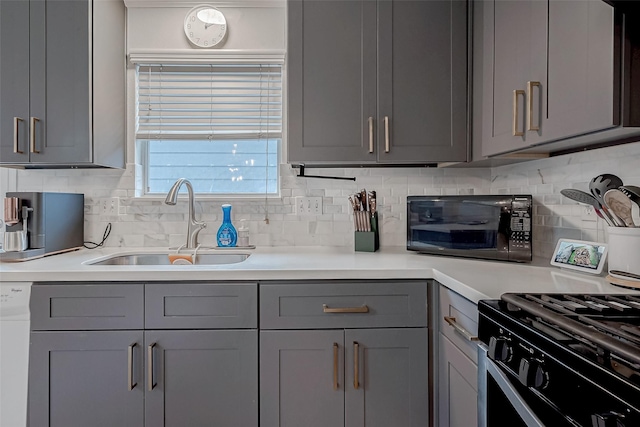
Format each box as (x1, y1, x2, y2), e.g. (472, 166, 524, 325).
(581, 205, 598, 222)
(295, 196, 323, 215)
(99, 197, 120, 215)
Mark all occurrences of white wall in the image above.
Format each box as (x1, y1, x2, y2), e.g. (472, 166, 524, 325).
(127, 4, 285, 51)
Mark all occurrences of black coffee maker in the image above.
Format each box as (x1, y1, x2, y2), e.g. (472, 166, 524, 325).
(2, 192, 84, 261)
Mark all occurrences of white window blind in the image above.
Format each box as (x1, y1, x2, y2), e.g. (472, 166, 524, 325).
(135, 63, 281, 195)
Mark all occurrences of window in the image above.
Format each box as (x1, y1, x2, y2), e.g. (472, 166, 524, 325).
(135, 63, 282, 196)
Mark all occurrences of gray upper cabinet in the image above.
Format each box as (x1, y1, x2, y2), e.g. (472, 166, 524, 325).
(0, 0, 125, 168)
(479, 0, 640, 158)
(287, 0, 469, 165)
(287, 0, 377, 164)
(481, 0, 547, 156)
(377, 0, 468, 164)
(543, 0, 616, 142)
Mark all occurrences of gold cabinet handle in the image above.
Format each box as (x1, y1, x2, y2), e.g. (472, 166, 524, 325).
(30, 117, 40, 153)
(128, 343, 137, 391)
(14, 117, 25, 154)
(512, 90, 525, 137)
(333, 343, 339, 391)
(368, 117, 374, 153)
(384, 116, 390, 153)
(322, 304, 369, 314)
(443, 316, 479, 342)
(527, 81, 541, 131)
(147, 343, 156, 391)
(353, 342, 359, 390)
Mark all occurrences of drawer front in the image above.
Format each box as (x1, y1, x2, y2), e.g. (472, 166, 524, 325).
(30, 283, 144, 330)
(145, 282, 258, 329)
(438, 286, 479, 363)
(260, 281, 428, 329)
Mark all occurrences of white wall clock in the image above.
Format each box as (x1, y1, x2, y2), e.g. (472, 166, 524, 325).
(184, 5, 227, 48)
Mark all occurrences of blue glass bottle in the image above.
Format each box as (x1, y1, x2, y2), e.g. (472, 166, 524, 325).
(216, 204, 237, 247)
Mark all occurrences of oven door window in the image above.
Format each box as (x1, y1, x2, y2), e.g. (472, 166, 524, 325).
(486, 373, 578, 427)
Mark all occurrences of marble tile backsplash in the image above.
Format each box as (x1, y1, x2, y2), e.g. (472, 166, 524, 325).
(6, 141, 640, 258)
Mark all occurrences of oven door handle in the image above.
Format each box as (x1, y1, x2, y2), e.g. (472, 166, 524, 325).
(478, 345, 545, 427)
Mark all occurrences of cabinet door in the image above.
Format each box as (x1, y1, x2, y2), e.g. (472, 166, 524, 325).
(260, 330, 345, 427)
(28, 330, 144, 427)
(144, 330, 258, 427)
(378, 0, 468, 163)
(438, 333, 478, 427)
(287, 0, 377, 164)
(0, 0, 30, 164)
(29, 0, 91, 164)
(481, 0, 547, 157)
(345, 328, 428, 427)
(543, 0, 615, 142)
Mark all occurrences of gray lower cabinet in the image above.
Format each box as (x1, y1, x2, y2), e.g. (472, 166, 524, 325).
(260, 330, 345, 427)
(259, 280, 429, 427)
(144, 330, 258, 427)
(28, 282, 258, 427)
(0, 0, 125, 168)
(29, 330, 145, 427)
(436, 285, 479, 427)
(438, 333, 478, 427)
(287, 0, 468, 165)
(260, 328, 428, 427)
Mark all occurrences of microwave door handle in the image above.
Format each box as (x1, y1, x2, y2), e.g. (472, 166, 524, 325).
(479, 346, 545, 427)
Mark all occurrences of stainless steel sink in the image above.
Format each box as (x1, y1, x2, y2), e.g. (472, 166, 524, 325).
(87, 252, 250, 266)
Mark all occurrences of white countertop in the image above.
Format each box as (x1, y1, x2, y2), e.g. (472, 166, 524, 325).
(1, 247, 636, 303)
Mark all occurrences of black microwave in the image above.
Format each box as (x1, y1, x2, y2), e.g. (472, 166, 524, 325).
(407, 195, 532, 262)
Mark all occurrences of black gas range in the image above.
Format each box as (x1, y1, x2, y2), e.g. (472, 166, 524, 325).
(478, 293, 640, 427)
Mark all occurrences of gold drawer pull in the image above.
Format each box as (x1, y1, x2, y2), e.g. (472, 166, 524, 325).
(353, 342, 359, 390)
(30, 117, 41, 153)
(384, 116, 390, 153)
(333, 343, 339, 390)
(527, 81, 541, 131)
(14, 117, 24, 154)
(128, 343, 137, 391)
(147, 343, 156, 391)
(323, 304, 369, 314)
(512, 90, 525, 136)
(444, 316, 479, 342)
(368, 117, 374, 153)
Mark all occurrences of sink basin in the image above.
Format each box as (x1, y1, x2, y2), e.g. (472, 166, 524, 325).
(87, 252, 250, 266)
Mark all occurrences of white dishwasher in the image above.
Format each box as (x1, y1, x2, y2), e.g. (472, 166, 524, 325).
(0, 282, 32, 427)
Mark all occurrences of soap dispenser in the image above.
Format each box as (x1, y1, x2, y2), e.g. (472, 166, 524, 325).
(216, 204, 237, 247)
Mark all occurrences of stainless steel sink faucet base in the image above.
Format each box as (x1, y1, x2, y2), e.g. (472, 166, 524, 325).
(164, 178, 206, 249)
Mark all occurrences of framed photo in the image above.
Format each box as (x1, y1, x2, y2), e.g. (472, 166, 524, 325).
(550, 239, 608, 275)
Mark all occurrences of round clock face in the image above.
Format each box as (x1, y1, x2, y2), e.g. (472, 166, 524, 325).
(184, 5, 227, 48)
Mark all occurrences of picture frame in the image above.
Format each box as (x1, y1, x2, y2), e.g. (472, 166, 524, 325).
(550, 239, 608, 275)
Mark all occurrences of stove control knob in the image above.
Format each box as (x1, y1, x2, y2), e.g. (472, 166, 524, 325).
(591, 412, 625, 427)
(518, 358, 548, 389)
(488, 336, 512, 362)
